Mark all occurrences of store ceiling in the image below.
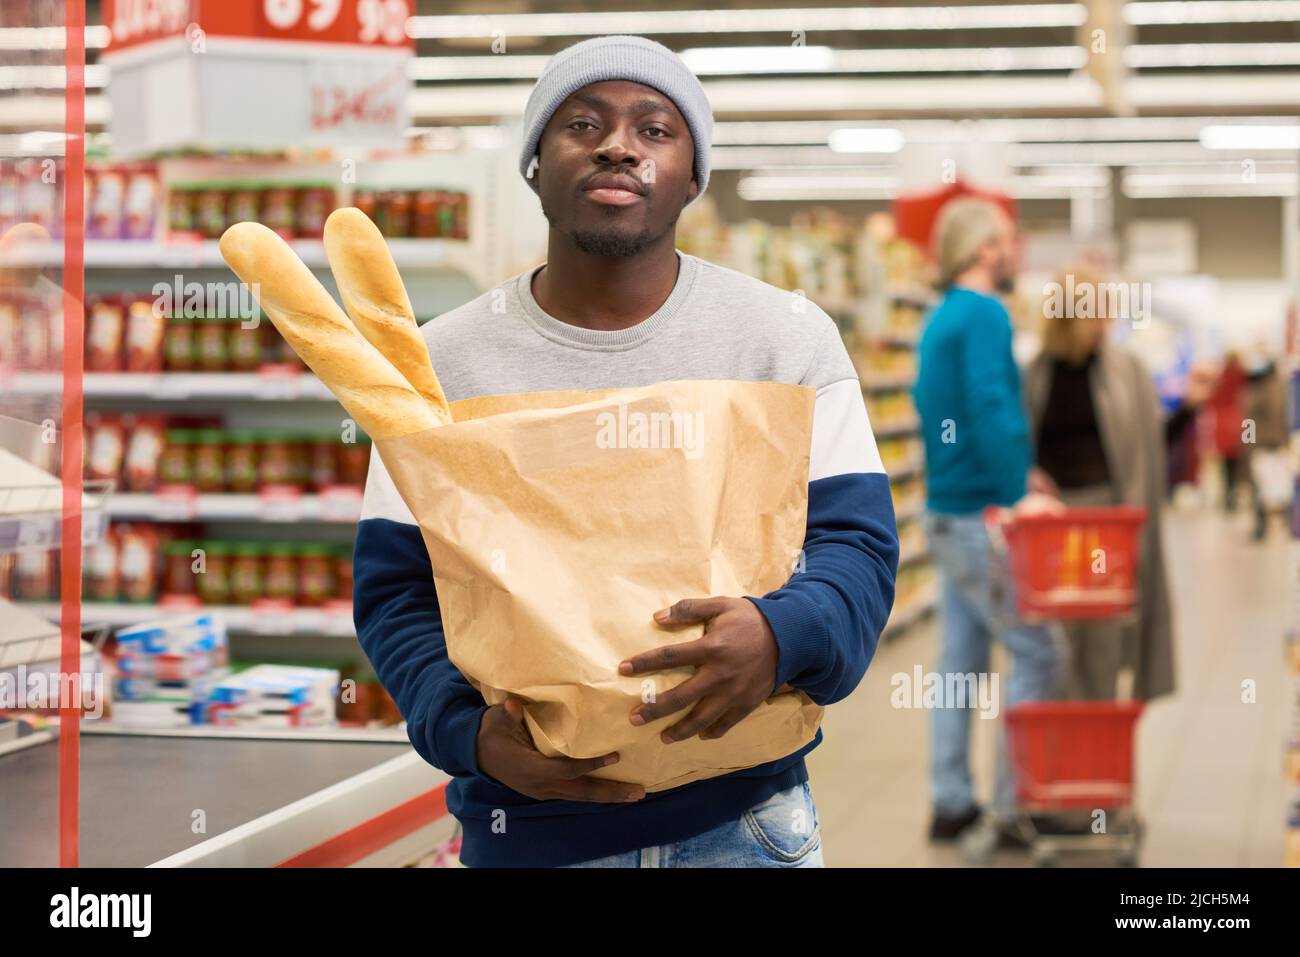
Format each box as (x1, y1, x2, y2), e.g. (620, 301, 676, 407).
(1, 2, 1297, 198)
(11, 1, 1295, 123)
(399, 0, 1300, 120)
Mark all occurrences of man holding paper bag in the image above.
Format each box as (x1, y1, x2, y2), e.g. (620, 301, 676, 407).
(353, 36, 900, 867)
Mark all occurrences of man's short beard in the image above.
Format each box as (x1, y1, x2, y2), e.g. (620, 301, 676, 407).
(542, 195, 679, 258)
(569, 226, 659, 257)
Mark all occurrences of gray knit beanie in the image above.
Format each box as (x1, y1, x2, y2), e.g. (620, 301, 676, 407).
(519, 35, 714, 204)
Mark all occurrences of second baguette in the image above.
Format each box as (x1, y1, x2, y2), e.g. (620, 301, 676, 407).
(324, 207, 452, 425)
(219, 221, 442, 441)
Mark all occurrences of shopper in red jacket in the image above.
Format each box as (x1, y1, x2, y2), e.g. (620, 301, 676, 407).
(1207, 353, 1248, 512)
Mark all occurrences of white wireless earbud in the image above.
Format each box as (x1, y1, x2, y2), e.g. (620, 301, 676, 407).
(526, 155, 539, 179)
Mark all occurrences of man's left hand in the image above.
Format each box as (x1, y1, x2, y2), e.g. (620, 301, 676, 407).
(620, 597, 779, 744)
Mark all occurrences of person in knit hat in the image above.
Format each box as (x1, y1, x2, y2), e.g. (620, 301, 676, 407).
(353, 35, 899, 868)
(518, 35, 714, 314)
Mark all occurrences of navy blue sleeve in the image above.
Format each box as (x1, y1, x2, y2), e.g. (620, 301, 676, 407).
(747, 472, 899, 705)
(353, 518, 487, 778)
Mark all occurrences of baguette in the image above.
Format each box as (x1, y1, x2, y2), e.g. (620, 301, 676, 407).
(324, 207, 452, 425)
(218, 221, 442, 441)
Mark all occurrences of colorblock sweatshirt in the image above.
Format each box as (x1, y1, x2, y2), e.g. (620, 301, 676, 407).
(354, 249, 899, 867)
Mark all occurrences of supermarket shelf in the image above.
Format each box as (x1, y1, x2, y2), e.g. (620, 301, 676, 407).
(1, 237, 466, 270)
(899, 548, 931, 570)
(6, 371, 337, 402)
(83, 723, 406, 743)
(874, 418, 921, 439)
(19, 602, 357, 637)
(876, 332, 921, 349)
(894, 500, 924, 524)
(108, 490, 363, 523)
(886, 460, 925, 482)
(883, 593, 938, 637)
(818, 295, 866, 317)
(889, 284, 937, 308)
(865, 377, 916, 394)
(0, 480, 112, 553)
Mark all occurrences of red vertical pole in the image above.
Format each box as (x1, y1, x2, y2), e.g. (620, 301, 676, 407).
(60, 0, 86, 869)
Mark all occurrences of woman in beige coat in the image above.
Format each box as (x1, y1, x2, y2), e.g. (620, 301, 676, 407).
(1022, 266, 1176, 701)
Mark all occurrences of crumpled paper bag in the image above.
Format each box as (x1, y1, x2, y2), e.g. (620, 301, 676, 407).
(377, 378, 823, 791)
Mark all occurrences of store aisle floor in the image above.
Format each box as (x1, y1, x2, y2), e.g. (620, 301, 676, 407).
(806, 506, 1292, 867)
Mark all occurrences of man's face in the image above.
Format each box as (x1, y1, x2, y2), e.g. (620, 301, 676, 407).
(534, 79, 698, 257)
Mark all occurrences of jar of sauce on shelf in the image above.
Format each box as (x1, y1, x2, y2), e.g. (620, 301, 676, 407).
(296, 544, 336, 608)
(196, 181, 228, 239)
(413, 190, 439, 238)
(159, 429, 196, 486)
(353, 189, 377, 224)
(227, 315, 262, 371)
(384, 190, 411, 238)
(163, 315, 195, 371)
(309, 435, 339, 490)
(296, 184, 333, 239)
(194, 540, 231, 605)
(167, 183, 197, 235)
(334, 545, 353, 601)
(162, 539, 199, 598)
(195, 315, 229, 372)
(264, 545, 297, 603)
(224, 430, 260, 493)
(452, 192, 469, 239)
(258, 433, 296, 488)
(288, 435, 311, 490)
(192, 429, 225, 493)
(337, 436, 370, 487)
(229, 543, 264, 605)
(437, 190, 455, 238)
(228, 183, 261, 226)
(262, 185, 296, 240)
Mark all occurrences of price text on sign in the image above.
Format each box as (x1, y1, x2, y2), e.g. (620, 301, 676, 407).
(319, 487, 363, 522)
(259, 487, 303, 522)
(260, 0, 411, 46)
(310, 60, 406, 131)
(106, 0, 193, 51)
(17, 518, 57, 551)
(106, 0, 413, 52)
(156, 486, 199, 521)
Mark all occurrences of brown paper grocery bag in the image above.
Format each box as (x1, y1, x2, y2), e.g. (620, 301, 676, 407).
(377, 378, 823, 791)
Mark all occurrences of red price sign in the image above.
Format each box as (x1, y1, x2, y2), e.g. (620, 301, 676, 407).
(259, 0, 411, 47)
(258, 485, 303, 522)
(105, 0, 412, 53)
(318, 486, 363, 522)
(155, 484, 199, 521)
(105, 0, 194, 53)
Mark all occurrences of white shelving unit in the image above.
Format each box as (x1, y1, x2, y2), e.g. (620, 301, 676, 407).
(1, 237, 469, 272)
(107, 490, 362, 524)
(18, 601, 356, 638)
(861, 262, 939, 637)
(41, 152, 506, 666)
(0, 419, 113, 553)
(6, 371, 339, 402)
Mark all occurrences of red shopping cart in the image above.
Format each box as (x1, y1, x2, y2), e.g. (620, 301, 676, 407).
(1003, 701, 1145, 866)
(974, 506, 1149, 866)
(989, 505, 1147, 620)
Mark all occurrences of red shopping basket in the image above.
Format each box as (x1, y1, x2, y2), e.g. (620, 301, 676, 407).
(1006, 701, 1144, 810)
(987, 505, 1147, 619)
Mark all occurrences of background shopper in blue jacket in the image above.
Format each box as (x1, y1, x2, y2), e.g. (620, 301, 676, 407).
(913, 198, 1062, 846)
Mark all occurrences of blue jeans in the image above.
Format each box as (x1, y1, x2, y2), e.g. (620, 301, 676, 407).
(563, 782, 824, 867)
(924, 511, 1061, 821)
